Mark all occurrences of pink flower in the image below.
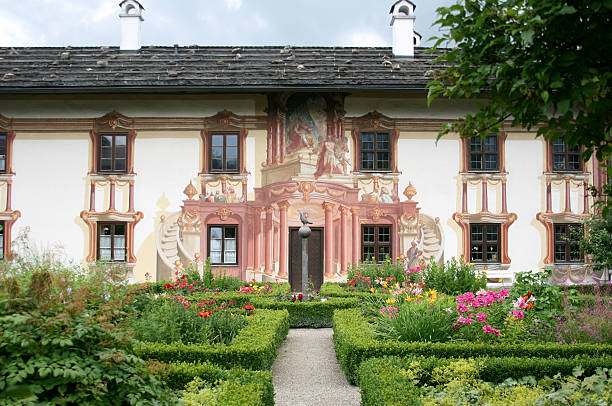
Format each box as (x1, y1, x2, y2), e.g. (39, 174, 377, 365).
(475, 313, 487, 323)
(510, 309, 524, 320)
(483, 325, 500, 336)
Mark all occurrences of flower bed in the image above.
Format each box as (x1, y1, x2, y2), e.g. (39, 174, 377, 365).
(358, 355, 612, 406)
(152, 361, 274, 406)
(135, 309, 289, 370)
(333, 308, 612, 384)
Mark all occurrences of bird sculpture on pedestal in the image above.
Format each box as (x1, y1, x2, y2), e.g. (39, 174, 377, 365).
(298, 210, 313, 226)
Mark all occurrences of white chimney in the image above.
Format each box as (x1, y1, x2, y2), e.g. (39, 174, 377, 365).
(390, 0, 420, 57)
(119, 0, 144, 52)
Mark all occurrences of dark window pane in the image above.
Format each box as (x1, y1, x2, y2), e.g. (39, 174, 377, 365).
(101, 147, 112, 159)
(361, 133, 374, 150)
(553, 155, 566, 170)
(361, 152, 374, 169)
(568, 155, 580, 170)
(485, 155, 498, 170)
(486, 226, 498, 242)
(225, 227, 236, 239)
(377, 152, 389, 169)
(212, 159, 223, 170)
(363, 246, 375, 261)
(552, 140, 565, 153)
(100, 159, 112, 171)
(226, 159, 238, 170)
(471, 225, 483, 242)
(471, 245, 483, 261)
(114, 159, 126, 172)
(484, 136, 497, 152)
(114, 224, 125, 235)
(211, 146, 223, 159)
(226, 147, 238, 159)
(471, 154, 482, 170)
(379, 246, 390, 258)
(102, 135, 113, 147)
(115, 146, 127, 159)
(376, 133, 389, 150)
(363, 226, 374, 242)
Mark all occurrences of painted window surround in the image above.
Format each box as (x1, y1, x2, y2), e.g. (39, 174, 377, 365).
(207, 224, 238, 265)
(362, 224, 393, 263)
(97, 221, 127, 262)
(469, 223, 501, 263)
(455, 132, 515, 270)
(0, 125, 20, 260)
(350, 112, 400, 174)
(81, 112, 143, 264)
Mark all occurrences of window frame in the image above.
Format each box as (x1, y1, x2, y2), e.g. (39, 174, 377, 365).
(89, 130, 136, 175)
(208, 132, 241, 174)
(550, 140, 583, 173)
(0, 220, 4, 260)
(553, 223, 583, 263)
(98, 133, 128, 174)
(0, 133, 7, 174)
(468, 134, 500, 172)
(361, 224, 392, 262)
(359, 131, 392, 172)
(207, 224, 239, 266)
(469, 223, 501, 264)
(97, 221, 127, 262)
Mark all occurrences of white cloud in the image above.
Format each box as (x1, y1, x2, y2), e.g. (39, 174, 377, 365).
(224, 0, 242, 10)
(343, 30, 388, 47)
(0, 10, 39, 46)
(92, 2, 116, 23)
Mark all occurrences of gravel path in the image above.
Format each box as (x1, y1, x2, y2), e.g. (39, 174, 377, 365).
(272, 328, 360, 406)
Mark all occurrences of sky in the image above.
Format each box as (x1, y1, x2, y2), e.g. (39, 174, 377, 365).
(0, 0, 456, 48)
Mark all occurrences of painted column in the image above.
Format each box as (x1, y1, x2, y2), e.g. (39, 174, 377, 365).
(278, 110, 286, 164)
(89, 180, 95, 212)
(322, 201, 336, 278)
(481, 179, 488, 213)
(266, 120, 273, 166)
(264, 206, 274, 275)
(339, 205, 349, 275)
(241, 178, 248, 202)
(128, 180, 135, 213)
(351, 207, 360, 265)
(253, 208, 262, 272)
(546, 181, 552, 213)
(278, 200, 290, 278)
(583, 183, 589, 214)
(273, 223, 279, 264)
(201, 180, 207, 197)
(501, 180, 507, 214)
(5, 180, 11, 211)
(564, 178, 571, 213)
(109, 178, 116, 211)
(462, 181, 468, 213)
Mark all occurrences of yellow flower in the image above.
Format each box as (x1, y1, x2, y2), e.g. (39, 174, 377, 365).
(386, 298, 396, 304)
(482, 270, 487, 274)
(477, 276, 481, 280)
(498, 278, 503, 283)
(372, 256, 376, 260)
(386, 259, 391, 263)
(406, 296, 414, 302)
(370, 288, 375, 293)
(469, 263, 475, 267)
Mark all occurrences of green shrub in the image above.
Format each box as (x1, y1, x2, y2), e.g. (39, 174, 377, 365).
(319, 283, 370, 298)
(135, 309, 289, 370)
(333, 308, 612, 384)
(180, 377, 267, 406)
(348, 258, 408, 288)
(418, 257, 486, 295)
(375, 297, 457, 342)
(131, 297, 209, 344)
(249, 297, 359, 327)
(205, 306, 247, 345)
(150, 361, 273, 406)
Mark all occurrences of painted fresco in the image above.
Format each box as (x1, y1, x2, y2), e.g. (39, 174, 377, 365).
(285, 93, 349, 178)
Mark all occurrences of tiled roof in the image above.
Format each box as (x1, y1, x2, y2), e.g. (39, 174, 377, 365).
(0, 45, 446, 92)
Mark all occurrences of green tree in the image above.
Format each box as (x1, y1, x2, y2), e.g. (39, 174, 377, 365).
(427, 0, 612, 209)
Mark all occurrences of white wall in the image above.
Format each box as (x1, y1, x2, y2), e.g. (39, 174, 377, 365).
(505, 135, 544, 271)
(12, 133, 90, 262)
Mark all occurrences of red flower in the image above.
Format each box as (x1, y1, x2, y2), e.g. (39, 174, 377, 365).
(163, 283, 173, 290)
(138, 284, 150, 290)
(198, 311, 211, 318)
(298, 293, 303, 300)
(244, 305, 255, 311)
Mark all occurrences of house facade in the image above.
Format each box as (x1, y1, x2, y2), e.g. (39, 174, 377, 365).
(0, 1, 606, 287)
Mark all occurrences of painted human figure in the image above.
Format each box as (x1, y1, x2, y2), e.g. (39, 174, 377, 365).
(286, 117, 313, 154)
(226, 186, 237, 203)
(214, 190, 227, 203)
(200, 192, 214, 202)
(314, 134, 343, 178)
(379, 187, 393, 203)
(406, 240, 423, 268)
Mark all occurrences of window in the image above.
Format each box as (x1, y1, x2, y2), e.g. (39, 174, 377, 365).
(552, 140, 582, 172)
(99, 134, 127, 173)
(470, 223, 500, 263)
(208, 225, 238, 265)
(469, 135, 499, 172)
(97, 222, 126, 261)
(554, 223, 582, 263)
(362, 225, 391, 262)
(210, 133, 239, 173)
(360, 132, 390, 171)
(0, 134, 6, 173)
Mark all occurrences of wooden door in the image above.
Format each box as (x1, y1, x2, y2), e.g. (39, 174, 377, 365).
(289, 227, 323, 292)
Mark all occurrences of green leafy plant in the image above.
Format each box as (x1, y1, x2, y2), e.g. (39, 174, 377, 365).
(419, 257, 486, 295)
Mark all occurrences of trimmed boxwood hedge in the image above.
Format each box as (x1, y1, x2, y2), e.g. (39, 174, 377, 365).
(333, 308, 612, 384)
(320, 282, 370, 298)
(249, 297, 359, 327)
(135, 309, 289, 370)
(158, 361, 274, 406)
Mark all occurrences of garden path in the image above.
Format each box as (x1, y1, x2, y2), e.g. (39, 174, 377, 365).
(272, 328, 360, 406)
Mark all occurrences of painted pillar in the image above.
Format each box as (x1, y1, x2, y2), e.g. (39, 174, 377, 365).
(481, 178, 488, 213)
(501, 180, 507, 214)
(583, 183, 589, 214)
(264, 206, 274, 275)
(109, 178, 116, 211)
(89, 180, 95, 212)
(546, 181, 552, 213)
(322, 201, 336, 278)
(253, 208, 262, 272)
(278, 200, 290, 278)
(564, 178, 571, 213)
(201, 180, 207, 197)
(339, 205, 349, 275)
(128, 180, 135, 213)
(273, 223, 279, 263)
(241, 178, 248, 203)
(462, 181, 468, 213)
(266, 120, 273, 166)
(351, 207, 360, 265)
(5, 180, 11, 211)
